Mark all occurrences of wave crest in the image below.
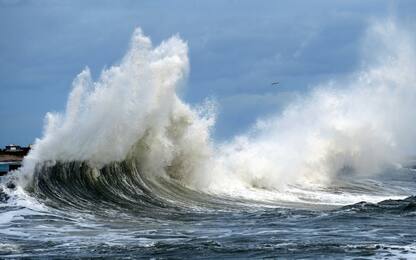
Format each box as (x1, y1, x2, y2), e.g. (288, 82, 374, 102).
(13, 20, 416, 206)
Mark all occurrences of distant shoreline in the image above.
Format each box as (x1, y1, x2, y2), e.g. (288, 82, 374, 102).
(0, 144, 31, 175)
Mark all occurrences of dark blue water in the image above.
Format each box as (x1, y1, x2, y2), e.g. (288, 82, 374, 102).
(1, 162, 416, 258)
(1, 197, 416, 258)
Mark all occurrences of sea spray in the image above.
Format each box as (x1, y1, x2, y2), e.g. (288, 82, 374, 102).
(18, 28, 215, 191)
(14, 20, 416, 205)
(211, 19, 416, 195)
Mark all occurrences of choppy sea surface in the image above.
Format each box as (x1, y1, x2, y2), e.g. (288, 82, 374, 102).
(1, 163, 416, 259)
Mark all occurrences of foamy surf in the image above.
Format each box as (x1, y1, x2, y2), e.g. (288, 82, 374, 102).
(0, 20, 410, 208)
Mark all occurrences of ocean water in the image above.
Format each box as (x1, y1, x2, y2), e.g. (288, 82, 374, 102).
(1, 164, 416, 258)
(1, 20, 416, 258)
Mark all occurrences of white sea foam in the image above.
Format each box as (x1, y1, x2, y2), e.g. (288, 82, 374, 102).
(16, 20, 416, 205)
(18, 28, 215, 189)
(206, 19, 416, 199)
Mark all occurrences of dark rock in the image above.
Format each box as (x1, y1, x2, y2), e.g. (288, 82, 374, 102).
(0, 188, 9, 202)
(6, 182, 16, 189)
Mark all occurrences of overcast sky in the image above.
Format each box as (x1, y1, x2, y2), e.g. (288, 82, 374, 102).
(0, 0, 415, 146)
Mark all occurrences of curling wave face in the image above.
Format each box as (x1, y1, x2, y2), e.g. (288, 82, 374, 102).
(19, 29, 217, 204)
(11, 20, 416, 208)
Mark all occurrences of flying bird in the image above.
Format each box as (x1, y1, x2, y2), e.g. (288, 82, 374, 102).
(271, 82, 279, 86)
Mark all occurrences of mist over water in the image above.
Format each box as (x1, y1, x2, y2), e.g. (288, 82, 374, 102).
(2, 19, 416, 258)
(213, 20, 416, 198)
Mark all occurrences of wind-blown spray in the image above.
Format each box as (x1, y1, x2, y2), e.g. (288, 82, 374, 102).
(19, 29, 215, 193)
(210, 20, 416, 198)
(14, 20, 416, 205)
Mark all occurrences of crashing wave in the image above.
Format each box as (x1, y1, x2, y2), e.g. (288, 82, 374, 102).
(8, 19, 416, 207)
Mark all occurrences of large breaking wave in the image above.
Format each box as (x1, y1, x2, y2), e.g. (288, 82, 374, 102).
(9, 20, 416, 208)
